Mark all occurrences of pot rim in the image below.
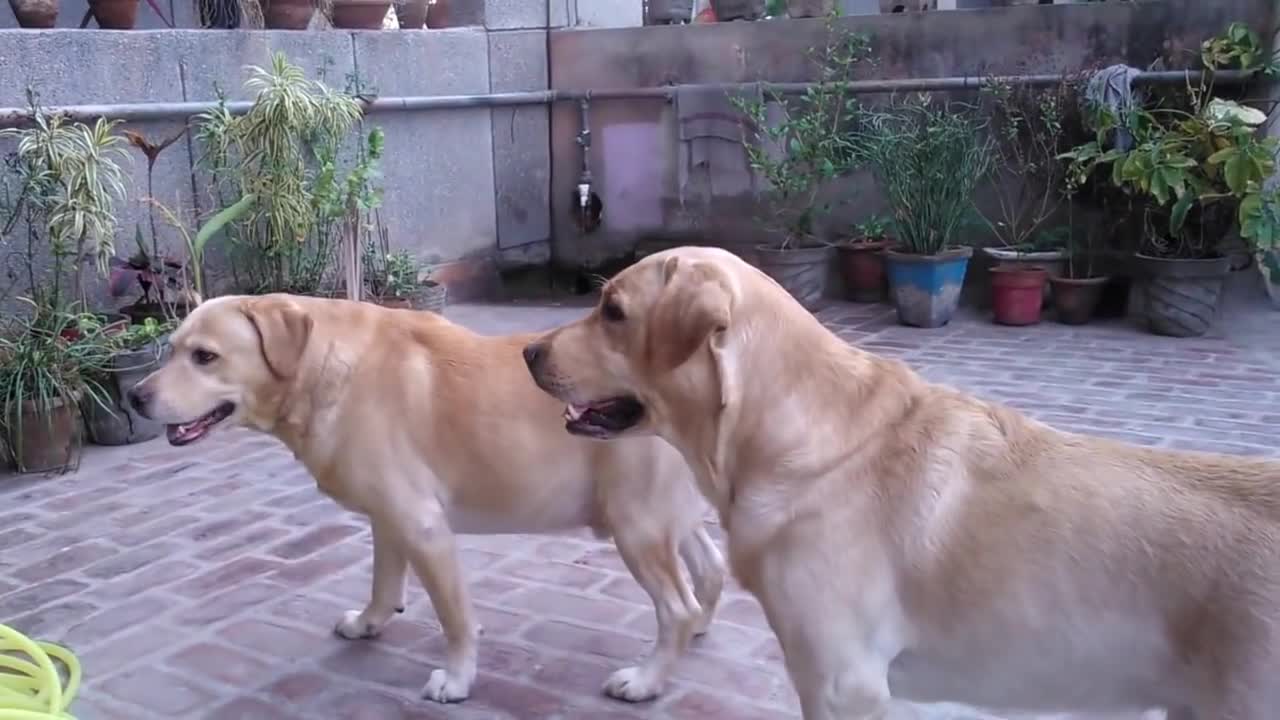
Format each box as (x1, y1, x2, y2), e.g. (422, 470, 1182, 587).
(1048, 273, 1111, 285)
(885, 245, 973, 262)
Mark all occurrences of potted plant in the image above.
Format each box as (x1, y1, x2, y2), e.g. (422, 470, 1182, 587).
(394, 0, 428, 26)
(330, 0, 391, 28)
(261, 0, 315, 27)
(731, 25, 870, 309)
(82, 316, 172, 447)
(860, 99, 993, 328)
(0, 304, 113, 474)
(8, 0, 57, 26)
(835, 214, 893, 303)
(710, 0, 765, 20)
(1060, 23, 1277, 337)
(362, 224, 448, 312)
(978, 77, 1078, 319)
(786, 0, 833, 16)
(108, 228, 198, 325)
(647, 0, 693, 23)
(195, 53, 367, 297)
(1239, 187, 1280, 308)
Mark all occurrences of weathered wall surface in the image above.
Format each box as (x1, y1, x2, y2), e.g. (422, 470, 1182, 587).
(548, 0, 1275, 269)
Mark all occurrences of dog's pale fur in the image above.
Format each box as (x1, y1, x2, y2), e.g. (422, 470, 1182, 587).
(130, 294, 725, 703)
(524, 246, 1280, 720)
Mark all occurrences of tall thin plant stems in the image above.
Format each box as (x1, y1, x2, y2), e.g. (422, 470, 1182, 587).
(979, 78, 1074, 252)
(858, 99, 992, 256)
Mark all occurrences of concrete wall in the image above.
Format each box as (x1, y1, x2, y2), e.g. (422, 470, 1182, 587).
(547, 0, 1276, 269)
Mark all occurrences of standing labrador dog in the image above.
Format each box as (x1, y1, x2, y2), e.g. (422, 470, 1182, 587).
(128, 294, 724, 704)
(522, 246, 1280, 720)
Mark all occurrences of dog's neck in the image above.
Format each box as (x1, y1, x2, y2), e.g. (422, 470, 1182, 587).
(669, 299, 903, 527)
(262, 339, 354, 470)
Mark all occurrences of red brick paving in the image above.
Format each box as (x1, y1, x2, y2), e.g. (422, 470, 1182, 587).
(2, 293, 1277, 720)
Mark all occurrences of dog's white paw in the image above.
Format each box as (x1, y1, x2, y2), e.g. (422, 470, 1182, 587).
(603, 666, 663, 703)
(692, 610, 714, 637)
(333, 610, 382, 640)
(422, 667, 471, 703)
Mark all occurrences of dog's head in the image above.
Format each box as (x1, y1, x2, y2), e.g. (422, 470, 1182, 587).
(128, 294, 313, 446)
(523, 247, 742, 441)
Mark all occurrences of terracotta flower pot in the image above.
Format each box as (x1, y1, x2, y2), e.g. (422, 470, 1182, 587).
(3, 395, 82, 475)
(8, 0, 58, 27)
(88, 0, 140, 28)
(263, 0, 314, 28)
(1049, 274, 1108, 326)
(990, 264, 1049, 326)
(395, 0, 428, 27)
(786, 0, 833, 16)
(425, 0, 453, 27)
(709, 0, 764, 20)
(331, 0, 390, 28)
(836, 239, 891, 303)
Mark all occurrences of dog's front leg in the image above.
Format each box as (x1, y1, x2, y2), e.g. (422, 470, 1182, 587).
(753, 556, 899, 720)
(387, 502, 479, 704)
(335, 519, 408, 639)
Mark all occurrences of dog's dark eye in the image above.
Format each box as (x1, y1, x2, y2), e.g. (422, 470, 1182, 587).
(602, 300, 625, 323)
(192, 349, 218, 366)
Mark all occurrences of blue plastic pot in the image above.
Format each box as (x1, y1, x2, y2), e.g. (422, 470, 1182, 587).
(885, 246, 972, 328)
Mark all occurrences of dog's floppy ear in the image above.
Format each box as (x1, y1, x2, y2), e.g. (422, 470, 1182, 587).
(647, 255, 733, 373)
(243, 296, 313, 380)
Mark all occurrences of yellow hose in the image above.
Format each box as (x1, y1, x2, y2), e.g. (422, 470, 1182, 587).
(0, 624, 80, 720)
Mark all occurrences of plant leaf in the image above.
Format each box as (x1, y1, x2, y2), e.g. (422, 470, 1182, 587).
(1170, 191, 1195, 234)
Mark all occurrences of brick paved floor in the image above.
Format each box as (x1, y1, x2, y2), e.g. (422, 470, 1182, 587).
(2, 284, 1277, 720)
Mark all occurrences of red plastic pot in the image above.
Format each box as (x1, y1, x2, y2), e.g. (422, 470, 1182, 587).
(990, 264, 1049, 326)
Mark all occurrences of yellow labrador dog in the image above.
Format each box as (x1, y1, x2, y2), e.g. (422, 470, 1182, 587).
(127, 294, 724, 704)
(522, 246, 1280, 720)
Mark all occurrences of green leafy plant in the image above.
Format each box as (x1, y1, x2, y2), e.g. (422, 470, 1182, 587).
(850, 214, 893, 243)
(730, 21, 871, 249)
(1060, 22, 1278, 260)
(857, 98, 993, 255)
(0, 93, 129, 311)
(361, 217, 421, 300)
(195, 52, 369, 295)
(0, 299, 115, 469)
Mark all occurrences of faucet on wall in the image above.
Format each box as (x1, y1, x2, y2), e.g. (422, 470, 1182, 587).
(572, 96, 603, 234)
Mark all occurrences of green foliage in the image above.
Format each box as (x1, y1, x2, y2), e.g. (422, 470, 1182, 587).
(195, 52, 379, 295)
(857, 98, 992, 256)
(0, 94, 128, 311)
(1060, 22, 1278, 259)
(1201, 21, 1278, 75)
(730, 21, 871, 248)
(852, 213, 893, 242)
(361, 219, 421, 300)
(0, 300, 115, 460)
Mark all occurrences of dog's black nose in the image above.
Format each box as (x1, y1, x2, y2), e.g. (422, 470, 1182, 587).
(127, 386, 151, 416)
(522, 343, 546, 374)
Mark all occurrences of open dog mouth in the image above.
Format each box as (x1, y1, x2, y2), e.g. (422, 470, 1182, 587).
(166, 401, 235, 446)
(563, 396, 645, 439)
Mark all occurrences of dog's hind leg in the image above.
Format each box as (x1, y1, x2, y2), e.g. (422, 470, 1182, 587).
(335, 519, 408, 639)
(678, 526, 725, 636)
(605, 531, 702, 703)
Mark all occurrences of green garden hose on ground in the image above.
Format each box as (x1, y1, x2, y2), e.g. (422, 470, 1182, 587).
(0, 624, 80, 720)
